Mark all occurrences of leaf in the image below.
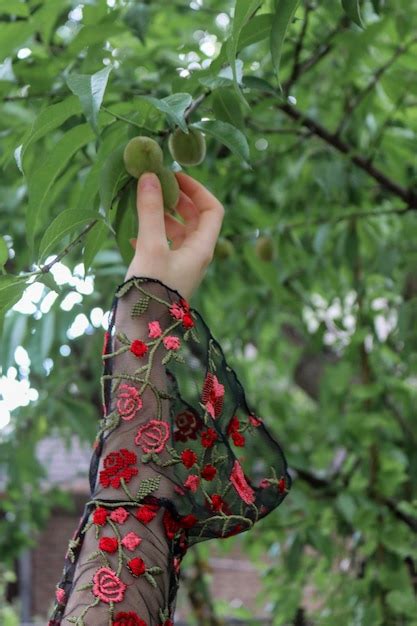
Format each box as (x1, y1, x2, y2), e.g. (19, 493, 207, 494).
(26, 124, 95, 249)
(83, 221, 110, 273)
(226, 0, 264, 110)
(0, 21, 32, 61)
(123, 3, 151, 44)
(140, 93, 192, 132)
(191, 120, 251, 165)
(20, 96, 82, 171)
(0, 276, 28, 314)
(99, 142, 130, 216)
(212, 88, 244, 130)
(131, 296, 150, 317)
(270, 0, 300, 86)
(38, 210, 101, 262)
(67, 66, 112, 134)
(0, 236, 8, 268)
(0, 0, 29, 17)
(342, 0, 364, 27)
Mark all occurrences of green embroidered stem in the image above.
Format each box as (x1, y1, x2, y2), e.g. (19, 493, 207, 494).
(107, 518, 124, 577)
(120, 477, 137, 502)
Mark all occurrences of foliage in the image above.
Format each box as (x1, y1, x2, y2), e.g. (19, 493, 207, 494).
(1, 0, 417, 624)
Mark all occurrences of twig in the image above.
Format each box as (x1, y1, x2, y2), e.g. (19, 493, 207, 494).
(285, 2, 314, 94)
(39, 220, 99, 274)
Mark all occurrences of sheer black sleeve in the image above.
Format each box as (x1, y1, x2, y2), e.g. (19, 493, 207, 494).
(47, 276, 291, 626)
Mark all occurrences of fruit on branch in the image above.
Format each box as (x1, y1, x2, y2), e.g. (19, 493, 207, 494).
(123, 136, 164, 178)
(255, 235, 275, 262)
(214, 237, 234, 260)
(168, 127, 207, 166)
(158, 167, 180, 212)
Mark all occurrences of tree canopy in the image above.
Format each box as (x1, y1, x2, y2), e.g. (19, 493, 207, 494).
(1, 1, 417, 624)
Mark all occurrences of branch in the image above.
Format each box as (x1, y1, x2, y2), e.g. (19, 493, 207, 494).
(38, 220, 99, 275)
(277, 102, 417, 207)
(285, 2, 314, 94)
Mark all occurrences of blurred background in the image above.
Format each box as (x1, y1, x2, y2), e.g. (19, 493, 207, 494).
(1, 0, 417, 624)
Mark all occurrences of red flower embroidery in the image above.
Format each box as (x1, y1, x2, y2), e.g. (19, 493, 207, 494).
(184, 474, 200, 492)
(209, 494, 227, 512)
(223, 523, 245, 538)
(113, 612, 147, 626)
(135, 419, 170, 454)
(130, 340, 148, 358)
(162, 509, 181, 539)
(128, 557, 146, 577)
(148, 320, 162, 338)
(55, 588, 65, 604)
(201, 427, 218, 448)
(278, 477, 287, 493)
(259, 478, 270, 488)
(163, 335, 181, 350)
(182, 312, 194, 328)
(136, 503, 159, 524)
(110, 507, 129, 524)
(99, 449, 138, 489)
(102, 331, 110, 356)
(93, 507, 109, 526)
(248, 413, 262, 427)
(230, 460, 255, 504)
(232, 431, 245, 447)
(201, 373, 224, 418)
(181, 449, 197, 468)
(179, 514, 198, 529)
(92, 567, 126, 603)
(117, 384, 142, 421)
(99, 537, 119, 553)
(201, 464, 217, 481)
(227, 415, 246, 446)
(174, 409, 203, 442)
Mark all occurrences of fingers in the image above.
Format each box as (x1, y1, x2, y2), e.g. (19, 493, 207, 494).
(175, 190, 199, 231)
(175, 172, 224, 260)
(164, 214, 186, 249)
(136, 173, 168, 251)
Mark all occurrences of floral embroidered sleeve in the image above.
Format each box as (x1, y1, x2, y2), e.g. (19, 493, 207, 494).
(48, 276, 291, 626)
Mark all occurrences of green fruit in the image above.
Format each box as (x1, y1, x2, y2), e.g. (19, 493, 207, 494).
(158, 167, 180, 212)
(255, 235, 275, 262)
(168, 127, 207, 166)
(123, 136, 164, 178)
(214, 237, 234, 260)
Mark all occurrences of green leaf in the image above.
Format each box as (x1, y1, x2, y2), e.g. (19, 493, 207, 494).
(0, 276, 28, 314)
(0, 236, 8, 268)
(20, 96, 82, 170)
(0, 21, 32, 60)
(191, 120, 251, 165)
(270, 0, 300, 86)
(38, 210, 101, 262)
(99, 142, 130, 216)
(226, 0, 264, 110)
(342, 0, 364, 27)
(212, 87, 244, 130)
(140, 93, 192, 132)
(83, 221, 110, 273)
(26, 124, 95, 248)
(123, 3, 151, 44)
(0, 0, 29, 17)
(67, 66, 112, 134)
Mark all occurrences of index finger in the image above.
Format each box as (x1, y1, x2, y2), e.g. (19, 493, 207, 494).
(175, 172, 224, 256)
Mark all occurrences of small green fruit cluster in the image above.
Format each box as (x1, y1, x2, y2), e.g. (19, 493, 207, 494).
(123, 136, 179, 211)
(168, 127, 206, 166)
(255, 235, 275, 262)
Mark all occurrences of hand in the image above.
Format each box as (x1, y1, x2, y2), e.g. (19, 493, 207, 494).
(125, 171, 225, 300)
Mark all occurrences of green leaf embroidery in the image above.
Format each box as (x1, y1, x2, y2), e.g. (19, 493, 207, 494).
(131, 296, 150, 317)
(136, 476, 161, 501)
(144, 571, 157, 588)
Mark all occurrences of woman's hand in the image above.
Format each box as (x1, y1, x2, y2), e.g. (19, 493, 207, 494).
(125, 171, 225, 300)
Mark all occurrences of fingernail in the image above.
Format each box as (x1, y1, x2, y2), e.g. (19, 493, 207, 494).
(139, 172, 159, 190)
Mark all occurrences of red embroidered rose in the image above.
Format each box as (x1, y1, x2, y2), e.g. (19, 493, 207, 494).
(232, 431, 246, 447)
(162, 509, 181, 539)
(99, 537, 119, 553)
(163, 335, 181, 350)
(136, 503, 159, 524)
(201, 427, 218, 448)
(135, 419, 170, 454)
(113, 612, 147, 626)
(223, 523, 245, 538)
(158, 621, 174, 626)
(55, 588, 65, 604)
(121, 531, 142, 551)
(110, 507, 129, 524)
(201, 464, 217, 481)
(182, 312, 194, 328)
(227, 415, 240, 435)
(130, 340, 148, 358)
(179, 514, 198, 528)
(210, 494, 227, 512)
(117, 384, 142, 421)
(93, 507, 109, 526)
(248, 413, 262, 427)
(230, 460, 255, 504)
(174, 409, 203, 442)
(181, 449, 197, 468)
(148, 320, 162, 338)
(92, 567, 126, 603)
(99, 449, 138, 489)
(201, 372, 224, 418)
(169, 298, 190, 321)
(278, 477, 286, 493)
(184, 474, 200, 492)
(128, 557, 146, 577)
(259, 478, 270, 488)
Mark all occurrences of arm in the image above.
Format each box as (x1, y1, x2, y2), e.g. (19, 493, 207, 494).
(48, 172, 291, 626)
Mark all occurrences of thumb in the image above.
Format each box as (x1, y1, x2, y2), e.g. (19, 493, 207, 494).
(136, 172, 167, 249)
